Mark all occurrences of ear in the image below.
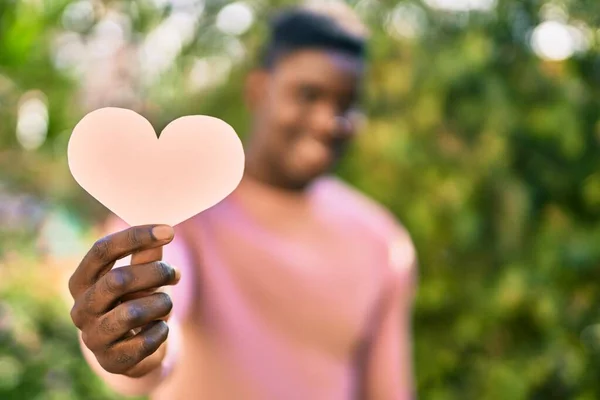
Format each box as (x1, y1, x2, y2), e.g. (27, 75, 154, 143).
(244, 69, 269, 112)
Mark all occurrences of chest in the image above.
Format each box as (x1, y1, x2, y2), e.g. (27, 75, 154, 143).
(189, 213, 387, 361)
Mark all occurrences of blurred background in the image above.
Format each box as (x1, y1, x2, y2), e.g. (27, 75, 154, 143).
(1, 0, 600, 398)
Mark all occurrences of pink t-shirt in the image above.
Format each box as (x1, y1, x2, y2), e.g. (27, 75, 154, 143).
(86, 175, 417, 400)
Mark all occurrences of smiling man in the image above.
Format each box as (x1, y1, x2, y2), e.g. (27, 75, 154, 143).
(68, 3, 418, 399)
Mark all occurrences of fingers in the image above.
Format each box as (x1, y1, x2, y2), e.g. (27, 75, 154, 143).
(118, 287, 175, 323)
(85, 261, 180, 314)
(82, 292, 173, 350)
(97, 321, 169, 375)
(69, 225, 174, 299)
(68, 224, 179, 378)
(119, 340, 168, 378)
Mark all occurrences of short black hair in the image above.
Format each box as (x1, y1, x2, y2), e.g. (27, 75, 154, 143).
(260, 7, 367, 69)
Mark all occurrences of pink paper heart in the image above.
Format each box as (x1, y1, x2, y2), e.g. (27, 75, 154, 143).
(68, 107, 245, 227)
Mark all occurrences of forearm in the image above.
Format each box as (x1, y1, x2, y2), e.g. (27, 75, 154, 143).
(78, 318, 181, 397)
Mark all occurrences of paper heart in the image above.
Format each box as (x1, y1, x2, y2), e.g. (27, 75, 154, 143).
(68, 107, 245, 227)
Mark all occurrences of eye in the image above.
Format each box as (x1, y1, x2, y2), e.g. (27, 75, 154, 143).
(297, 86, 320, 104)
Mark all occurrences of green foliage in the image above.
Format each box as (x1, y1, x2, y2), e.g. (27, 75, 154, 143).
(0, 258, 143, 400)
(2, 0, 600, 399)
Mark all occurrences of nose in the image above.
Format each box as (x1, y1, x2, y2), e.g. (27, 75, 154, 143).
(311, 106, 354, 139)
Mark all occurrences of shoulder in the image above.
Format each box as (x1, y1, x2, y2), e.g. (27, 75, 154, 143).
(314, 176, 408, 239)
(314, 176, 417, 278)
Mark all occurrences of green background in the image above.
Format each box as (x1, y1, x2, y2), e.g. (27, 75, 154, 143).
(1, 0, 600, 398)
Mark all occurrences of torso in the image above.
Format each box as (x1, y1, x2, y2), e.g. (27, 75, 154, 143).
(151, 176, 410, 400)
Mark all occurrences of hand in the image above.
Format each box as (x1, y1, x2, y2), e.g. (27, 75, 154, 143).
(68, 224, 180, 377)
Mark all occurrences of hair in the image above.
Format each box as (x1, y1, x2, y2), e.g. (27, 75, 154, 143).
(260, 1, 370, 69)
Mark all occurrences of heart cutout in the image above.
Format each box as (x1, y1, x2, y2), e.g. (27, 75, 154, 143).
(68, 107, 245, 227)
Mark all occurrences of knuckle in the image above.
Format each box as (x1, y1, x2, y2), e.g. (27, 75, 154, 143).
(83, 286, 97, 310)
(97, 314, 118, 335)
(114, 350, 137, 371)
(127, 228, 142, 248)
(123, 303, 145, 325)
(70, 305, 84, 329)
(105, 269, 132, 294)
(81, 330, 102, 352)
(92, 238, 111, 263)
(100, 352, 131, 375)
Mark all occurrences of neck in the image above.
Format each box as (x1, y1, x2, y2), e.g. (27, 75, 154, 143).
(244, 144, 309, 194)
(240, 170, 309, 200)
(230, 173, 315, 220)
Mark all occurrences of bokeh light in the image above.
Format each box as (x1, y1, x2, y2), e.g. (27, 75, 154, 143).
(16, 92, 49, 151)
(189, 56, 233, 91)
(385, 3, 428, 40)
(216, 2, 255, 36)
(139, 11, 202, 83)
(423, 0, 496, 12)
(530, 20, 590, 61)
(61, 0, 95, 33)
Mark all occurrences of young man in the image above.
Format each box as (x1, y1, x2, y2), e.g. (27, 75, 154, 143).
(68, 4, 418, 399)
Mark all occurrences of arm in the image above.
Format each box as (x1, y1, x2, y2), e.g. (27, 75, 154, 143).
(363, 229, 418, 400)
(77, 216, 194, 397)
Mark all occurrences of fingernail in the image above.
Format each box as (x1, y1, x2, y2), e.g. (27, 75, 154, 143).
(173, 266, 181, 281)
(152, 225, 174, 241)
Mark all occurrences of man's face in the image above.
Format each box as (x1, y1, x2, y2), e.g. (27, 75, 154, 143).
(247, 48, 364, 190)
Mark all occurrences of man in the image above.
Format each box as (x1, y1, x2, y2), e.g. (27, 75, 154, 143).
(68, 3, 418, 399)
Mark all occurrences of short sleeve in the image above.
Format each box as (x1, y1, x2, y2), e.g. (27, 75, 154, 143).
(361, 224, 418, 400)
(388, 225, 418, 306)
